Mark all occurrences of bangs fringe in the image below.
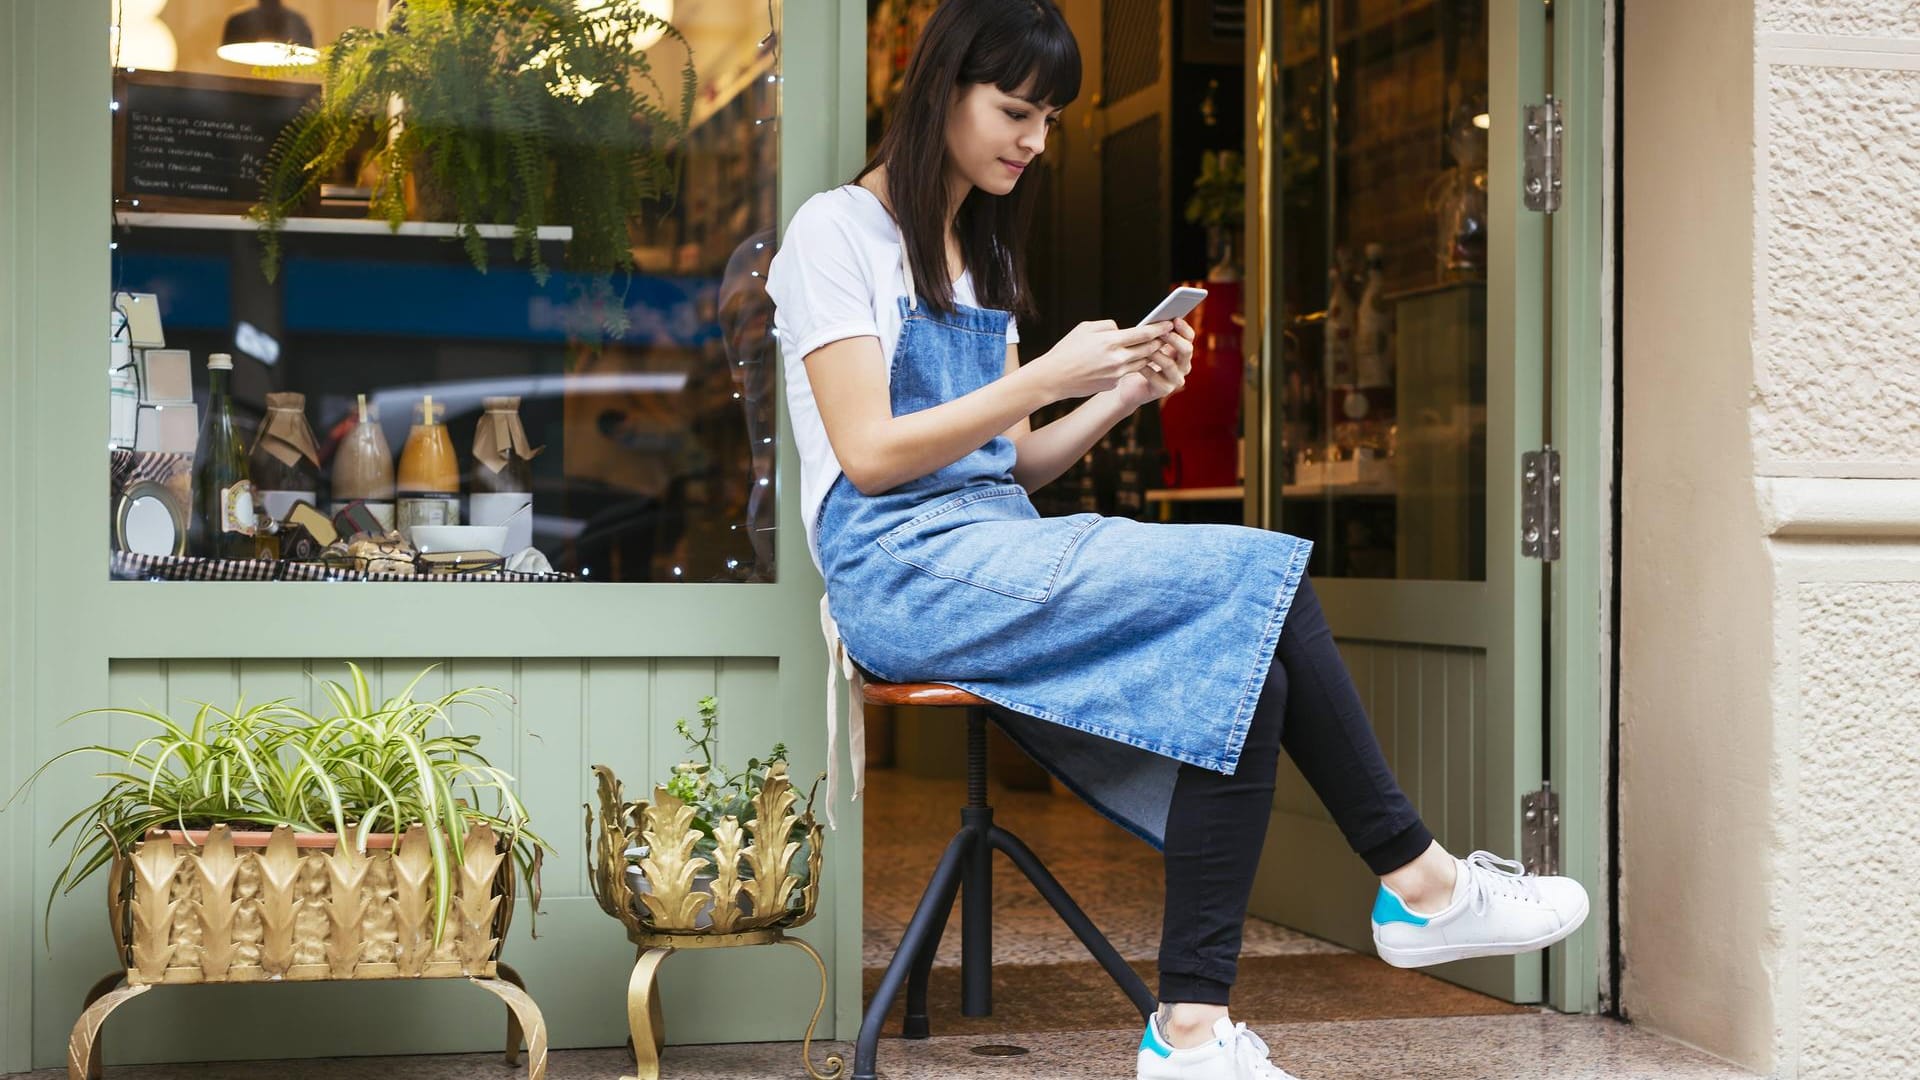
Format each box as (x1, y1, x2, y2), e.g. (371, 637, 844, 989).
(972, 9, 1083, 108)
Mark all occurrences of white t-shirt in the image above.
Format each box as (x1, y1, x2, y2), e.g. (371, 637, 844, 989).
(767, 184, 1018, 571)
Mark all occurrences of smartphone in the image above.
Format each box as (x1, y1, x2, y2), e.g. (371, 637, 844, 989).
(1136, 286, 1207, 327)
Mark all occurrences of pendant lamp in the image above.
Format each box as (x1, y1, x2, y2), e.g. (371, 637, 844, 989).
(217, 0, 318, 67)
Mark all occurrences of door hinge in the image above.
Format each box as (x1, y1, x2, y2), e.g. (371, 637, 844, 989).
(1522, 782, 1561, 877)
(1521, 447, 1561, 561)
(1523, 96, 1563, 213)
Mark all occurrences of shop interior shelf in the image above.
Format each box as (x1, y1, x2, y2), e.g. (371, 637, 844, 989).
(114, 211, 573, 242)
(1143, 483, 1414, 503)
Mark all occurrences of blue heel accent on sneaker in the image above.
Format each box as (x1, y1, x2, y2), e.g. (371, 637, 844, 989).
(1371, 885, 1430, 927)
(1140, 1017, 1173, 1058)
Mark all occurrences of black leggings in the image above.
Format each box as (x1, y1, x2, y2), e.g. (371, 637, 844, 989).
(1157, 574, 1433, 1005)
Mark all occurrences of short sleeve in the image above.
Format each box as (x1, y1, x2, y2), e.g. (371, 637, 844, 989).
(1007, 315, 1020, 345)
(767, 197, 882, 360)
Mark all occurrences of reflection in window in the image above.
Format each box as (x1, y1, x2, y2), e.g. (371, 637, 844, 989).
(1275, 0, 1489, 581)
(105, 0, 781, 583)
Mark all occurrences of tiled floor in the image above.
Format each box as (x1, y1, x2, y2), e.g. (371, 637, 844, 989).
(862, 766, 1348, 970)
(6, 1015, 1757, 1079)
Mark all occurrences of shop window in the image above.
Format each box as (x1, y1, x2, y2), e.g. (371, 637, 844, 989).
(1274, 0, 1491, 581)
(106, 0, 781, 583)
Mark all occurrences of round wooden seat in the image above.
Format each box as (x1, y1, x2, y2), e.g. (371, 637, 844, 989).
(860, 680, 988, 708)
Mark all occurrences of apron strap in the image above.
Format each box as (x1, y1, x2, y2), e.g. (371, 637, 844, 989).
(820, 593, 866, 829)
(899, 228, 918, 312)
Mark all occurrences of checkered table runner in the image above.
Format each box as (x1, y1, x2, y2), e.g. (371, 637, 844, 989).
(111, 552, 578, 583)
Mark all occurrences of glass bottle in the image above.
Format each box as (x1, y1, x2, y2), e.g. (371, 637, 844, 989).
(1324, 259, 1357, 387)
(467, 395, 540, 554)
(331, 393, 396, 530)
(395, 394, 460, 530)
(192, 353, 257, 559)
(1355, 242, 1395, 391)
(249, 391, 322, 527)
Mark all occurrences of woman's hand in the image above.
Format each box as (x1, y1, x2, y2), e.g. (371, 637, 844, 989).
(1111, 317, 1195, 410)
(1032, 320, 1175, 402)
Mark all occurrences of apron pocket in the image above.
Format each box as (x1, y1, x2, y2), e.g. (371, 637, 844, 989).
(877, 485, 1098, 603)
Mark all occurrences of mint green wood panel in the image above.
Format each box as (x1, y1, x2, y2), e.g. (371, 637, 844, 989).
(1547, 0, 1608, 1015)
(1447, 649, 1482, 859)
(1419, 650, 1449, 828)
(585, 658, 653, 790)
(5, 0, 865, 1066)
(519, 661, 588, 898)
(0, 2, 35, 1071)
(1393, 647, 1424, 814)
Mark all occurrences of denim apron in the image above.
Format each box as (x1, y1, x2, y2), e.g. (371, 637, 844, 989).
(815, 242, 1313, 850)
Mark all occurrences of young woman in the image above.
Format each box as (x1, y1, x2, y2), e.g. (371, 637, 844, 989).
(766, 1, 1589, 1076)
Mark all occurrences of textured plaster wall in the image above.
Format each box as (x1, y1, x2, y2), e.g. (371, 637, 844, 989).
(1754, 3, 1920, 1075)
(1758, 63, 1920, 469)
(1761, 0, 1920, 38)
(1626, 2, 1920, 1077)
(1772, 574, 1920, 1078)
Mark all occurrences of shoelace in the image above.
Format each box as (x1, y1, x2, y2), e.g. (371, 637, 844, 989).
(1463, 849, 1543, 916)
(1228, 1022, 1301, 1080)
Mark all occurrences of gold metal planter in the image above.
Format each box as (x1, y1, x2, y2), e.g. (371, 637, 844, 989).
(71, 822, 547, 1080)
(586, 762, 841, 1080)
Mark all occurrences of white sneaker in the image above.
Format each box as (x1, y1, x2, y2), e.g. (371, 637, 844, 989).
(1137, 1013, 1304, 1079)
(1371, 849, 1590, 968)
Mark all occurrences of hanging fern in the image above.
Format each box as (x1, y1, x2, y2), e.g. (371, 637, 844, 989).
(249, 0, 695, 296)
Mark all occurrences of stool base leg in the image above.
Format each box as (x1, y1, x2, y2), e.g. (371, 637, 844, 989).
(959, 806, 994, 1018)
(854, 827, 975, 1080)
(990, 824, 1158, 1020)
(901, 847, 961, 1039)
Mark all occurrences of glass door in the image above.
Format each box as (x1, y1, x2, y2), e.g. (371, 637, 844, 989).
(1244, 0, 1551, 1003)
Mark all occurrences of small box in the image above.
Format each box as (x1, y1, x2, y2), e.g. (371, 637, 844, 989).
(139, 348, 194, 404)
(113, 292, 165, 348)
(133, 402, 198, 454)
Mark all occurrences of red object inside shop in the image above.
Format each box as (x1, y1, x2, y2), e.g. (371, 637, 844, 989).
(1158, 279, 1243, 488)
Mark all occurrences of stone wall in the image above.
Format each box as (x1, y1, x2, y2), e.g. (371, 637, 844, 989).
(1756, 7, 1920, 1076)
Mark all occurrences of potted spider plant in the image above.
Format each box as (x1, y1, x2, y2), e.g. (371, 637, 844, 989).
(249, 0, 696, 291)
(8, 662, 547, 983)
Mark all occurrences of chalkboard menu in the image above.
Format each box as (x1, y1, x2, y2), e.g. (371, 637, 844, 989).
(113, 70, 318, 213)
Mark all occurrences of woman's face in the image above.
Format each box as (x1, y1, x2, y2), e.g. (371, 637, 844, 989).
(945, 80, 1061, 197)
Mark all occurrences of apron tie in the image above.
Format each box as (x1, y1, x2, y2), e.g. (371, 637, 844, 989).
(900, 225, 918, 312)
(817, 207, 910, 828)
(820, 593, 866, 829)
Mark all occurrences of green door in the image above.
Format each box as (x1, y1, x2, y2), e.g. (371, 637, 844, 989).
(1241, 0, 1557, 1003)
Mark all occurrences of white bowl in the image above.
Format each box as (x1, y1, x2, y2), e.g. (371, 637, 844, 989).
(409, 524, 509, 555)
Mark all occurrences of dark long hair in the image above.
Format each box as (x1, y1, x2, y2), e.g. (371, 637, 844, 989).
(856, 0, 1081, 323)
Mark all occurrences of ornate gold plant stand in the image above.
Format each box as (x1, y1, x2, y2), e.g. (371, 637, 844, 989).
(587, 763, 843, 1080)
(69, 823, 548, 1080)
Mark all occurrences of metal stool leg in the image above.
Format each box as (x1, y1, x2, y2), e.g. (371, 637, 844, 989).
(854, 828, 975, 1080)
(990, 824, 1158, 1020)
(960, 706, 993, 1017)
(901, 856, 961, 1038)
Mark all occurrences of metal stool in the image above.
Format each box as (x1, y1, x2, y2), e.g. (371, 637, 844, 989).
(853, 680, 1156, 1080)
